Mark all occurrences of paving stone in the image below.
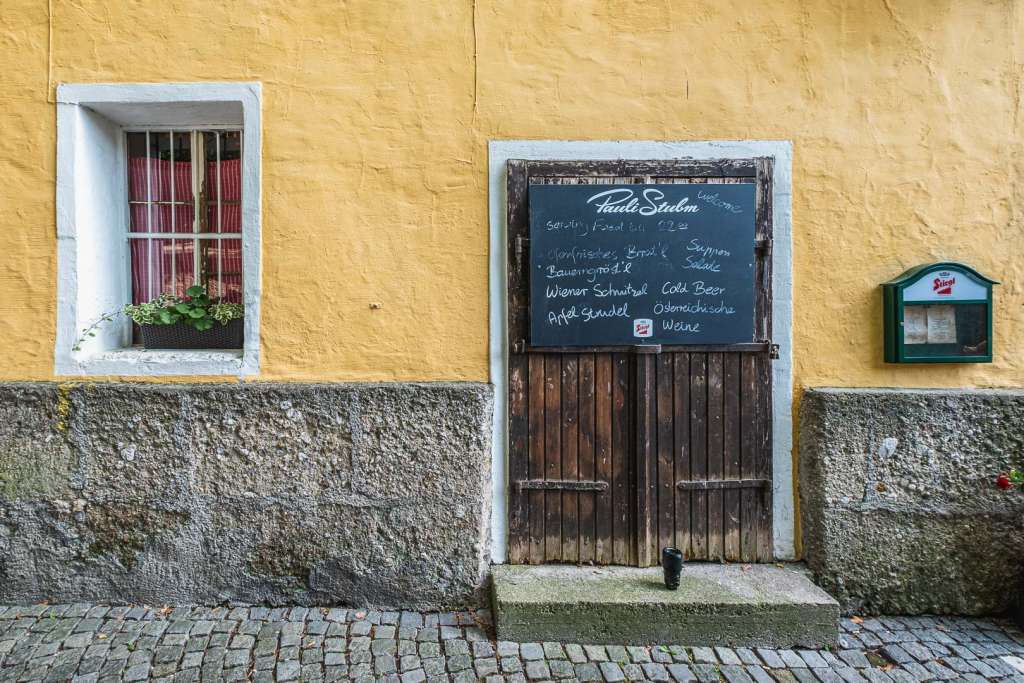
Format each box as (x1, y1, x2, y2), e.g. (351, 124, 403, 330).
(623, 662, 646, 680)
(525, 659, 552, 680)
(716, 648, 743, 666)
(692, 647, 718, 664)
(520, 642, 544, 660)
(123, 663, 151, 682)
(600, 661, 627, 682)
(813, 668, 845, 683)
(474, 640, 496, 658)
(501, 656, 524, 673)
(375, 654, 398, 674)
(899, 642, 933, 663)
(880, 645, 913, 665)
(721, 664, 754, 683)
(402, 670, 426, 683)
(550, 658, 576, 678)
(833, 666, 868, 683)
(447, 653, 472, 671)
(780, 650, 807, 668)
(644, 662, 672, 680)
(969, 658, 1000, 677)
(422, 657, 445, 676)
(923, 660, 957, 680)
(860, 667, 892, 683)
(576, 661, 603, 681)
(498, 640, 520, 657)
(626, 645, 651, 663)
(585, 644, 610, 662)
(756, 649, 785, 669)
(350, 621, 372, 637)
(747, 665, 776, 683)
(669, 663, 698, 682)
(880, 669, 913, 683)
(543, 641, 566, 659)
(565, 647, 589, 663)
(276, 659, 301, 681)
(475, 657, 499, 677)
(791, 669, 819, 683)
(899, 661, 932, 681)
(693, 662, 722, 683)
(464, 626, 487, 642)
(799, 650, 829, 668)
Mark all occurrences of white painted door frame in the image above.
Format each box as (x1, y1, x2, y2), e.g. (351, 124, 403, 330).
(487, 140, 795, 563)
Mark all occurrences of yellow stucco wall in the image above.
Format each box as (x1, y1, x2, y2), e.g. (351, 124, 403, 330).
(0, 0, 1021, 388)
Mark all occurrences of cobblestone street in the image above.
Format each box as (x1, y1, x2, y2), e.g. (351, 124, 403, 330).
(1, 604, 1023, 683)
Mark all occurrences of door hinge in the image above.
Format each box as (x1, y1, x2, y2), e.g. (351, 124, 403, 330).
(755, 238, 773, 253)
(758, 340, 781, 360)
(512, 339, 526, 353)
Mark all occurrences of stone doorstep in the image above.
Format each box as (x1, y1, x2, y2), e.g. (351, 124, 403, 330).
(492, 563, 840, 649)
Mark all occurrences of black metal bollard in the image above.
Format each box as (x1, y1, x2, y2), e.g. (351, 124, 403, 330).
(662, 546, 684, 590)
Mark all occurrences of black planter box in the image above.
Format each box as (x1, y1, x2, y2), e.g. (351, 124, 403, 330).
(140, 319, 243, 350)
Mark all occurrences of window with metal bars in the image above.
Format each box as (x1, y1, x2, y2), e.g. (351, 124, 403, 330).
(126, 130, 243, 310)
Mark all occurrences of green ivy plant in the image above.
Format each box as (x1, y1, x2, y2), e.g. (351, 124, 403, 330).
(123, 286, 243, 331)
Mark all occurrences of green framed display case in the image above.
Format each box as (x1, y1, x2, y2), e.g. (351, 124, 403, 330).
(882, 262, 998, 364)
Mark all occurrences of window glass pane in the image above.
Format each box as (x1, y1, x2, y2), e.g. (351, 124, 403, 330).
(129, 203, 149, 233)
(169, 239, 195, 297)
(129, 239, 152, 303)
(150, 132, 172, 203)
(127, 132, 149, 203)
(204, 131, 242, 233)
(151, 204, 173, 233)
(200, 238, 243, 303)
(172, 131, 192, 208)
(174, 204, 195, 236)
(152, 238, 175, 297)
(902, 303, 989, 358)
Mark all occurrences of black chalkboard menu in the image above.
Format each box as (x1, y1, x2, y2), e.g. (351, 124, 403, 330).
(528, 183, 756, 346)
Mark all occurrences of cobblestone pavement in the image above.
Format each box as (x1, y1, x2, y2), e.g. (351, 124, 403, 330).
(1, 604, 1024, 683)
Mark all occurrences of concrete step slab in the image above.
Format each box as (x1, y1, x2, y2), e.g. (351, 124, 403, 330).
(492, 563, 839, 648)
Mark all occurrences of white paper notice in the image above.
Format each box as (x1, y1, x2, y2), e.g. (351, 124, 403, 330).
(904, 306, 927, 345)
(926, 305, 957, 344)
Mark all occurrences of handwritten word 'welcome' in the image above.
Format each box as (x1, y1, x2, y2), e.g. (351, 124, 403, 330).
(586, 188, 700, 216)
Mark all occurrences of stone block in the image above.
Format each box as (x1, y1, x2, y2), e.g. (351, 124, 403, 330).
(800, 388, 1024, 615)
(0, 381, 492, 609)
(492, 564, 838, 647)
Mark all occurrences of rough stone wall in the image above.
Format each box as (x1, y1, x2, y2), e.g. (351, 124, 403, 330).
(800, 388, 1024, 616)
(0, 382, 493, 609)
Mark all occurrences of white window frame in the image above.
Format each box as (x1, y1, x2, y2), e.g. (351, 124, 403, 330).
(54, 82, 261, 376)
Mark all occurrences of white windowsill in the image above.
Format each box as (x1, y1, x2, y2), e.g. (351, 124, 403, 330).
(59, 348, 246, 377)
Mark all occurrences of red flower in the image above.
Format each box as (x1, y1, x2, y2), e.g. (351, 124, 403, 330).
(997, 473, 1013, 490)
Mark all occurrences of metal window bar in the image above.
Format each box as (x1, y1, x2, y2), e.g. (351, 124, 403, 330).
(128, 128, 241, 305)
(170, 131, 176, 294)
(192, 132, 202, 287)
(145, 131, 153, 300)
(216, 132, 222, 294)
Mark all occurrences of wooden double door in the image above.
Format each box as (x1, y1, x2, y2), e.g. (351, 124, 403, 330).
(506, 159, 774, 566)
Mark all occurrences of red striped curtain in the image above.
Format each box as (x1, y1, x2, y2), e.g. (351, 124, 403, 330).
(128, 144, 242, 304)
